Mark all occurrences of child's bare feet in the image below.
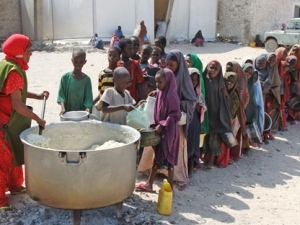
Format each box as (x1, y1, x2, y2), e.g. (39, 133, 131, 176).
(135, 183, 155, 193)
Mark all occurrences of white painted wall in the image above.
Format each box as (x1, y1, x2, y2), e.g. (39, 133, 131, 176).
(51, 0, 93, 39)
(21, 0, 35, 39)
(21, 0, 214, 42)
(135, 0, 155, 43)
(94, 0, 136, 39)
(189, 0, 217, 41)
(94, 0, 154, 41)
(43, 0, 54, 40)
(166, 0, 217, 41)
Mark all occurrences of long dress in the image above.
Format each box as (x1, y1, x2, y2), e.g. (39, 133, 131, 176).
(138, 50, 197, 190)
(0, 72, 24, 207)
(216, 72, 239, 167)
(203, 60, 233, 164)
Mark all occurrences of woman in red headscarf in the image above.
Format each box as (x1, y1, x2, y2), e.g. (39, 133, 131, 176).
(0, 34, 49, 210)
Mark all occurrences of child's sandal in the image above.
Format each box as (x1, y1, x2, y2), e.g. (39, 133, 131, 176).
(10, 186, 26, 195)
(0, 204, 13, 211)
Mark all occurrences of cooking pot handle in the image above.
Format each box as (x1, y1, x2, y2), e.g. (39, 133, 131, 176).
(58, 152, 87, 166)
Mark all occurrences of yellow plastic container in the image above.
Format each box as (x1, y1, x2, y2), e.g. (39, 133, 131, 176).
(249, 41, 256, 47)
(157, 179, 173, 215)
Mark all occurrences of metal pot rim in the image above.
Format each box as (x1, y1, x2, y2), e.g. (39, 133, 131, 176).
(20, 121, 141, 152)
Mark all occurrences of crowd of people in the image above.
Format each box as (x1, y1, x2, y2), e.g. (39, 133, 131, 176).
(1, 31, 300, 210)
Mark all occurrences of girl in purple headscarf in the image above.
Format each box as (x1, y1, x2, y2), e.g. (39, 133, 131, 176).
(136, 68, 181, 192)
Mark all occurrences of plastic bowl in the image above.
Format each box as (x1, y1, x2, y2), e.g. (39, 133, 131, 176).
(139, 128, 161, 147)
(60, 111, 89, 121)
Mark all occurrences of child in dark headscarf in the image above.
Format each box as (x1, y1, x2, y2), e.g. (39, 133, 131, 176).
(255, 55, 272, 144)
(223, 72, 239, 119)
(187, 68, 205, 174)
(266, 53, 281, 133)
(243, 64, 260, 151)
(286, 56, 298, 124)
(165, 49, 197, 189)
(275, 47, 289, 130)
(202, 60, 233, 169)
(216, 72, 239, 167)
(136, 68, 181, 192)
(226, 61, 249, 159)
(287, 44, 300, 81)
(185, 53, 209, 135)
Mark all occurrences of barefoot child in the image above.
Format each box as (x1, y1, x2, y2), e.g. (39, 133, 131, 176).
(136, 68, 181, 192)
(117, 38, 143, 102)
(97, 67, 135, 125)
(57, 48, 93, 115)
(187, 68, 205, 174)
(93, 46, 121, 104)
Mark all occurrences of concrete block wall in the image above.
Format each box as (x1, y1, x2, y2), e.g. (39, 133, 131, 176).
(217, 0, 294, 43)
(0, 0, 21, 39)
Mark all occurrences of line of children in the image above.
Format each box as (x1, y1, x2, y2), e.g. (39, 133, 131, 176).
(56, 39, 300, 193)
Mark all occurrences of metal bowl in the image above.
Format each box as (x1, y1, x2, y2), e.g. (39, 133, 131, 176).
(139, 128, 161, 147)
(60, 111, 89, 121)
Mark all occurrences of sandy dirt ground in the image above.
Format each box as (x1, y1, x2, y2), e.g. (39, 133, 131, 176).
(1, 42, 300, 225)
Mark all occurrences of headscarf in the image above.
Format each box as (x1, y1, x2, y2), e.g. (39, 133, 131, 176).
(166, 50, 197, 137)
(154, 68, 181, 165)
(243, 63, 258, 123)
(275, 47, 287, 95)
(203, 60, 232, 133)
(255, 55, 271, 94)
(241, 56, 254, 67)
(268, 53, 281, 104)
(227, 61, 249, 108)
(188, 67, 207, 123)
(275, 47, 287, 62)
(287, 55, 298, 64)
(286, 55, 298, 94)
(288, 44, 300, 74)
(224, 72, 239, 119)
(188, 53, 208, 133)
(2, 34, 31, 70)
(188, 53, 204, 93)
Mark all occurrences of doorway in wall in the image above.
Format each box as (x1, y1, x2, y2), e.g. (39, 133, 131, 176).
(154, 0, 173, 38)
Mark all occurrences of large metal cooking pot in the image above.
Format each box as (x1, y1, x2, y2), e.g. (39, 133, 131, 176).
(20, 121, 140, 210)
